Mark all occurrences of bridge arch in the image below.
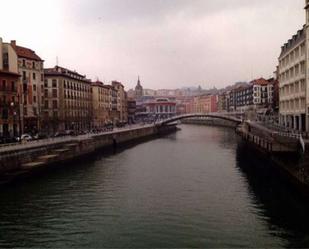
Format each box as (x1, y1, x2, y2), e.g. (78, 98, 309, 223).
(158, 113, 242, 126)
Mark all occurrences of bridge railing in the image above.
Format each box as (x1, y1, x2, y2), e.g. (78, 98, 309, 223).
(158, 113, 243, 125)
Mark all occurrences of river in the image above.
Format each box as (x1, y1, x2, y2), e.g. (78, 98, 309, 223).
(0, 124, 309, 248)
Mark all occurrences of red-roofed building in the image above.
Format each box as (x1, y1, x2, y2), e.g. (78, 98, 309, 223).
(251, 77, 274, 108)
(11, 40, 44, 135)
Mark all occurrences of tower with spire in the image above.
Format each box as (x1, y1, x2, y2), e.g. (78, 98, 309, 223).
(135, 76, 143, 99)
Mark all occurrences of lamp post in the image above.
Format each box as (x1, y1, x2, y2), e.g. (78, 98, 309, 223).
(10, 101, 18, 138)
(16, 94, 22, 138)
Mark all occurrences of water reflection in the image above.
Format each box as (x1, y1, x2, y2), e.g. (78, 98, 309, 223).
(0, 125, 309, 248)
(236, 142, 309, 248)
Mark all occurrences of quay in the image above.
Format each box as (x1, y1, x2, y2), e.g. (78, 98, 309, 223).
(0, 124, 177, 185)
(183, 116, 309, 195)
(1, 112, 309, 194)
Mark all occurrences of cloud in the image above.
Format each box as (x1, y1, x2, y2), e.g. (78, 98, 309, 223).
(0, 0, 306, 89)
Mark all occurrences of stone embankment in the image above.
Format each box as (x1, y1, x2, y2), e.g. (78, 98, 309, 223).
(183, 118, 309, 195)
(0, 124, 177, 185)
(181, 118, 238, 128)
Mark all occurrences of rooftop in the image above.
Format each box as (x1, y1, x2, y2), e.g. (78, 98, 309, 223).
(44, 66, 91, 83)
(10, 40, 43, 62)
(280, 26, 305, 57)
(251, 78, 269, 86)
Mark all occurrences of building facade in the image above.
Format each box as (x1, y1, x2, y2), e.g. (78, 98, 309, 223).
(218, 92, 229, 112)
(43, 66, 92, 134)
(0, 38, 20, 138)
(251, 78, 274, 109)
(193, 95, 218, 114)
(145, 98, 176, 120)
(112, 81, 128, 124)
(127, 98, 136, 124)
(278, 25, 306, 131)
(11, 40, 44, 135)
(91, 81, 110, 129)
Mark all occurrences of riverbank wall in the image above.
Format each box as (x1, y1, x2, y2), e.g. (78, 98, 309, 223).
(184, 119, 309, 196)
(181, 118, 238, 128)
(0, 124, 177, 184)
(236, 122, 309, 197)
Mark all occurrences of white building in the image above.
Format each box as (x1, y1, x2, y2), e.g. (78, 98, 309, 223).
(278, 25, 306, 131)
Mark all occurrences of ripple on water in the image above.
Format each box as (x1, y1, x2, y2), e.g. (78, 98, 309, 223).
(0, 125, 307, 248)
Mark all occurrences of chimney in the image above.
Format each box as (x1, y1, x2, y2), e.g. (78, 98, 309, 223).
(11, 40, 16, 47)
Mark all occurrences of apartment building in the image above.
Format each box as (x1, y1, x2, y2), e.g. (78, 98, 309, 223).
(112, 81, 128, 124)
(0, 38, 20, 138)
(193, 95, 218, 114)
(127, 98, 136, 124)
(251, 78, 274, 107)
(91, 81, 110, 128)
(10, 40, 44, 134)
(218, 92, 229, 112)
(105, 85, 119, 125)
(278, 26, 306, 131)
(228, 78, 274, 113)
(43, 66, 92, 134)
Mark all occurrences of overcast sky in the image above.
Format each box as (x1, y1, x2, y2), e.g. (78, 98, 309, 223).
(0, 0, 305, 90)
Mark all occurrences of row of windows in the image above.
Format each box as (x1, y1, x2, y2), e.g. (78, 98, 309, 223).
(64, 112, 91, 118)
(23, 71, 44, 82)
(280, 80, 306, 96)
(279, 43, 305, 68)
(64, 91, 91, 100)
(0, 80, 17, 92)
(64, 80, 91, 92)
(64, 101, 91, 109)
(279, 62, 305, 82)
(280, 98, 306, 111)
(0, 95, 17, 106)
(20, 59, 43, 71)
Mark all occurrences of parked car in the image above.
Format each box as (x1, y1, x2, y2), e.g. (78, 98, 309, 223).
(21, 134, 33, 141)
(65, 130, 76, 136)
(54, 132, 67, 138)
(33, 133, 49, 140)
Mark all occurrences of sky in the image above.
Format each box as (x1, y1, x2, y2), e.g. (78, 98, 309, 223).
(0, 0, 305, 90)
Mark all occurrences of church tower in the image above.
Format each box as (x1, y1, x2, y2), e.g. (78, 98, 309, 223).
(135, 76, 143, 99)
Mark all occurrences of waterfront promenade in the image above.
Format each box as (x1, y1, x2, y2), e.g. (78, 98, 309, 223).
(0, 124, 154, 154)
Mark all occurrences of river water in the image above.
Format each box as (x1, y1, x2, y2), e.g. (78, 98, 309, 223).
(1, 124, 309, 248)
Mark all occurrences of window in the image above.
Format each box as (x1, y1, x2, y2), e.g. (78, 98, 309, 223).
(11, 81, 17, 92)
(32, 62, 35, 69)
(52, 89, 57, 98)
(44, 79, 48, 87)
(33, 84, 36, 91)
(44, 89, 48, 98)
(2, 109, 8, 119)
(52, 79, 57, 88)
(2, 80, 6, 91)
(22, 59, 26, 67)
(33, 72, 36, 80)
(52, 100, 58, 109)
(33, 96, 37, 103)
(23, 71, 26, 81)
(44, 100, 49, 109)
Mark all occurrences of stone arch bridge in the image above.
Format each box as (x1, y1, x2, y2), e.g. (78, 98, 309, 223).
(157, 113, 243, 126)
